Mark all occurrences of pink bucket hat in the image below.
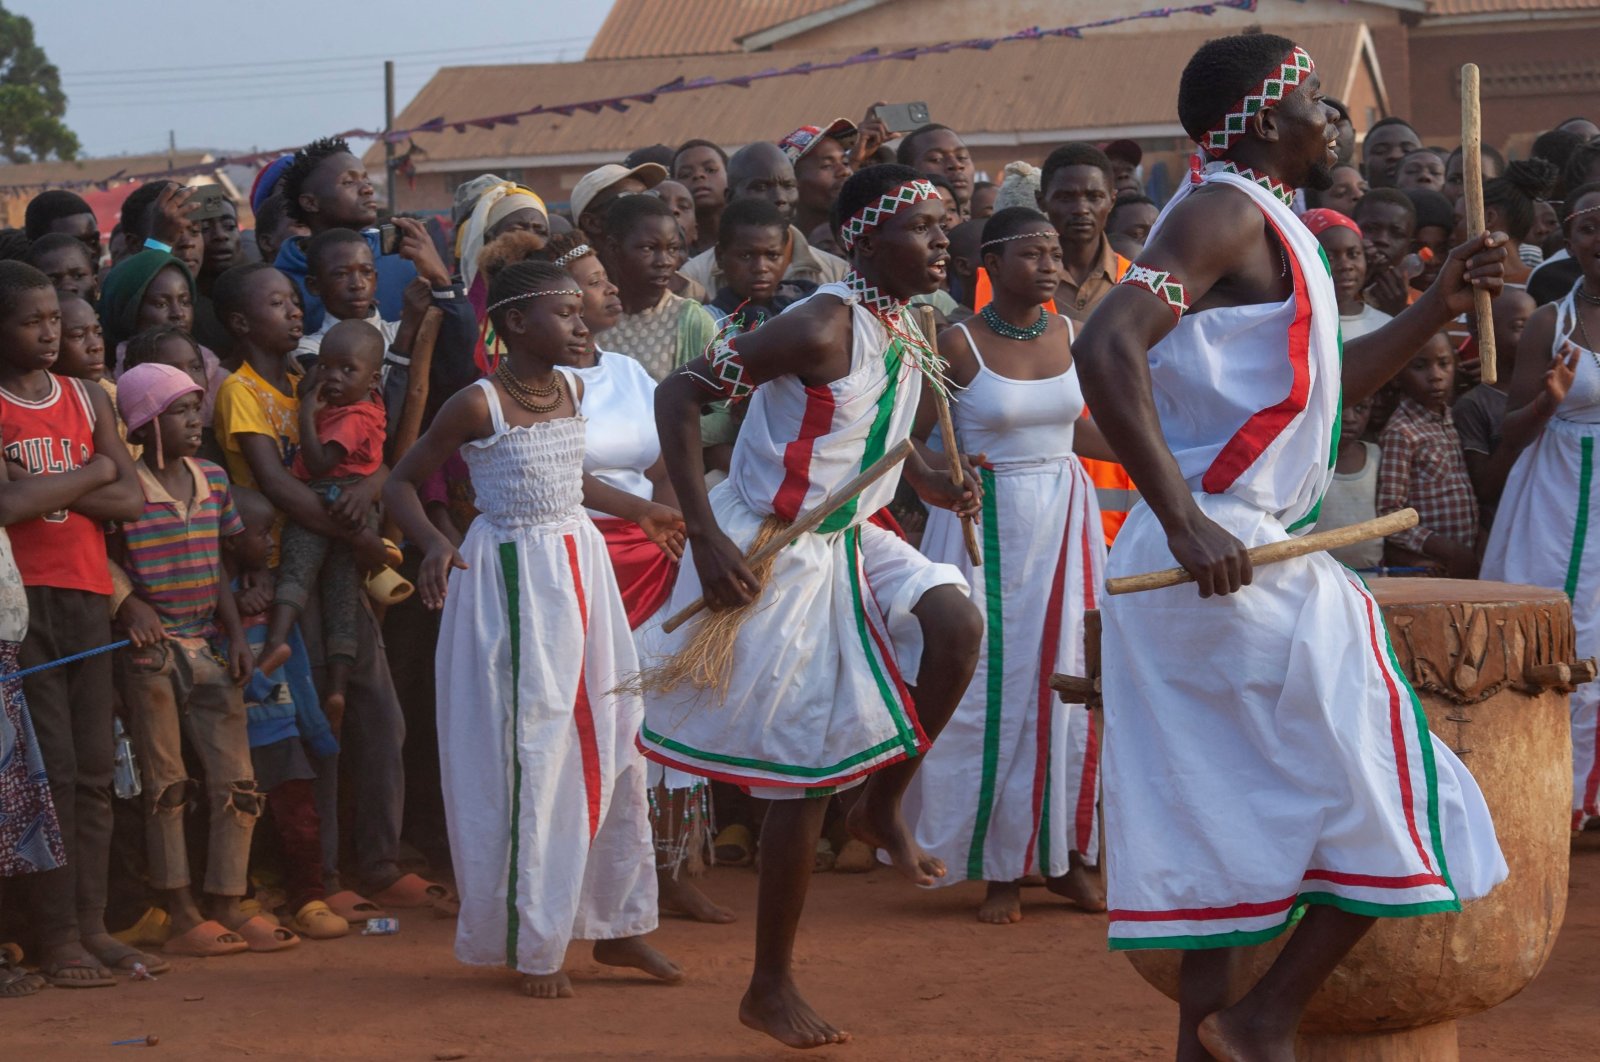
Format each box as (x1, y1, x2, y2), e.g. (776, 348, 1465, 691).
(118, 362, 203, 467)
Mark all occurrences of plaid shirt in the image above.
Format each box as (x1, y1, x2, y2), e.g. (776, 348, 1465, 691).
(1377, 397, 1478, 553)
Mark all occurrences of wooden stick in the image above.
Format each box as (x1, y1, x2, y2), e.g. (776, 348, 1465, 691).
(1105, 508, 1419, 596)
(661, 439, 914, 634)
(915, 304, 982, 566)
(1461, 63, 1496, 386)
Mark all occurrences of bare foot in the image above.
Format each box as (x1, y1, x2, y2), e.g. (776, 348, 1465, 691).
(1045, 855, 1107, 912)
(1197, 1009, 1296, 1062)
(658, 873, 736, 924)
(592, 936, 683, 982)
(978, 880, 1023, 924)
(255, 641, 291, 675)
(519, 971, 573, 999)
(845, 796, 944, 887)
(739, 977, 851, 1049)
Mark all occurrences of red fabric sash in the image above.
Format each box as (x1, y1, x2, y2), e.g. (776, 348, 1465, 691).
(591, 516, 678, 630)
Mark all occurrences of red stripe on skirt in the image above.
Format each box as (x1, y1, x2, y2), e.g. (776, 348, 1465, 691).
(1023, 484, 1074, 874)
(1110, 894, 1298, 923)
(591, 516, 677, 630)
(772, 384, 837, 522)
(1200, 213, 1313, 494)
(1302, 868, 1445, 888)
(563, 534, 603, 843)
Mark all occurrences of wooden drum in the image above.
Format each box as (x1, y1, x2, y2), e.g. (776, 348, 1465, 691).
(1111, 579, 1585, 1061)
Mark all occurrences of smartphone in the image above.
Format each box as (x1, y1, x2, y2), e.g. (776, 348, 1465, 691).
(378, 222, 400, 256)
(874, 101, 930, 134)
(186, 184, 232, 222)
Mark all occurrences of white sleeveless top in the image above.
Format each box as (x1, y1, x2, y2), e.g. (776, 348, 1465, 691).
(573, 347, 659, 503)
(728, 281, 923, 533)
(1551, 285, 1600, 425)
(460, 374, 586, 529)
(938, 317, 1082, 468)
(1143, 168, 1342, 531)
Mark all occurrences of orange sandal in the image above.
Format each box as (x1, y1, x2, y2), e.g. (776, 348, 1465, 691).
(235, 916, 299, 953)
(369, 873, 459, 915)
(324, 890, 386, 925)
(162, 920, 248, 958)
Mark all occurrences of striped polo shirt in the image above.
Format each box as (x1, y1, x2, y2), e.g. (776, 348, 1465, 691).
(120, 458, 243, 639)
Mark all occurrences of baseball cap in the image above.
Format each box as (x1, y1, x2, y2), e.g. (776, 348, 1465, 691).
(1103, 139, 1143, 167)
(570, 162, 668, 223)
(778, 118, 859, 165)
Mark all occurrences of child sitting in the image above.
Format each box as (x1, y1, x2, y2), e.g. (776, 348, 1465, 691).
(1378, 333, 1479, 576)
(111, 362, 296, 956)
(223, 486, 351, 940)
(707, 197, 812, 329)
(1312, 397, 1383, 569)
(258, 320, 388, 718)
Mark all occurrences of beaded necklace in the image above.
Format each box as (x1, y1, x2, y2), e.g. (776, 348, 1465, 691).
(496, 362, 566, 414)
(1214, 160, 1297, 209)
(979, 303, 1049, 341)
(843, 271, 950, 396)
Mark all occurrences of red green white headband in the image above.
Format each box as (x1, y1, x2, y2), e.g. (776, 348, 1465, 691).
(1201, 46, 1315, 159)
(839, 179, 938, 252)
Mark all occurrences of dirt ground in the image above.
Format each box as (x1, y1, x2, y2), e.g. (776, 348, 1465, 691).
(9, 833, 1598, 1060)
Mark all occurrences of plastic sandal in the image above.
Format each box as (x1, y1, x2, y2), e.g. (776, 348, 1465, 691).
(286, 900, 349, 941)
(161, 920, 248, 958)
(235, 916, 300, 953)
(324, 890, 387, 925)
(369, 873, 459, 915)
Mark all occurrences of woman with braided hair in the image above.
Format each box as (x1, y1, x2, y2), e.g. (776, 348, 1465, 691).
(1454, 157, 1559, 288)
(384, 259, 687, 1000)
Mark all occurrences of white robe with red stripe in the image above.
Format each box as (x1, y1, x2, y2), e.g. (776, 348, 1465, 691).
(637, 284, 967, 796)
(438, 379, 656, 976)
(1099, 170, 1505, 951)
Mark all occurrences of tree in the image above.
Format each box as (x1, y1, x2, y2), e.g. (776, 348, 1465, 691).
(0, 5, 77, 163)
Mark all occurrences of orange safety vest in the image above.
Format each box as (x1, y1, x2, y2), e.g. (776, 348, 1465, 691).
(974, 252, 1137, 546)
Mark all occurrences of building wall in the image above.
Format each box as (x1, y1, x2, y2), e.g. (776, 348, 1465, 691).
(1405, 18, 1600, 150)
(777, 0, 1403, 51)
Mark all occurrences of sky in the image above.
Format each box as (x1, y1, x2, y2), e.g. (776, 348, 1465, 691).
(21, 0, 615, 159)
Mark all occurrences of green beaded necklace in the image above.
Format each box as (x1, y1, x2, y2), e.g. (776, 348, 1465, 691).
(980, 303, 1049, 341)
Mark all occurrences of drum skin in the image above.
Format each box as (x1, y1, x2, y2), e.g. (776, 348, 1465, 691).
(1122, 579, 1574, 1058)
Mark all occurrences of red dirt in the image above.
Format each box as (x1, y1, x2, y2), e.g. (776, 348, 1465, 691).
(11, 834, 1598, 1060)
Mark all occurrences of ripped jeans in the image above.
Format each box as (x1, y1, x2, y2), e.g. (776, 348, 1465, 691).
(118, 637, 259, 895)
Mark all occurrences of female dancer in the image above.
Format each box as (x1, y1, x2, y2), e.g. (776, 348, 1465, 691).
(904, 207, 1112, 922)
(1481, 181, 1600, 829)
(384, 261, 684, 998)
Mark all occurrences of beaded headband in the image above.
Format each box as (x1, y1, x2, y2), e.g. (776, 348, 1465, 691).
(1564, 203, 1600, 225)
(979, 228, 1057, 251)
(1200, 46, 1315, 159)
(486, 287, 582, 314)
(553, 243, 593, 267)
(839, 179, 938, 252)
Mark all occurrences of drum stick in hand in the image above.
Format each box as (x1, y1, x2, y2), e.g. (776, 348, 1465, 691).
(1461, 63, 1497, 385)
(915, 305, 982, 566)
(1106, 508, 1418, 596)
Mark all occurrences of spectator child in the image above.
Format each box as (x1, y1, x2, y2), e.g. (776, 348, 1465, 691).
(598, 195, 717, 382)
(1377, 333, 1480, 576)
(1311, 397, 1383, 569)
(1353, 188, 1417, 317)
(258, 320, 389, 718)
(125, 326, 225, 465)
(1302, 209, 1392, 341)
(56, 294, 141, 460)
(0, 262, 144, 986)
(24, 233, 98, 302)
(1456, 287, 1537, 527)
(111, 363, 293, 956)
(98, 250, 228, 420)
(708, 198, 806, 328)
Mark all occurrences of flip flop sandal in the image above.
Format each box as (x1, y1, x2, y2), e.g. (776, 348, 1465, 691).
(235, 916, 300, 953)
(712, 824, 755, 867)
(1, 963, 42, 998)
(42, 958, 117, 988)
(111, 908, 172, 948)
(370, 873, 459, 915)
(324, 890, 387, 925)
(93, 942, 172, 977)
(286, 900, 349, 940)
(161, 920, 249, 958)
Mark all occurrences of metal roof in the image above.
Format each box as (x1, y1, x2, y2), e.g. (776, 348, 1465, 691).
(378, 22, 1373, 171)
(586, 0, 848, 60)
(1427, 0, 1600, 14)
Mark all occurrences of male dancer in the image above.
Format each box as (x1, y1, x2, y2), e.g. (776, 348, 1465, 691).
(1074, 34, 1509, 1061)
(644, 164, 983, 1049)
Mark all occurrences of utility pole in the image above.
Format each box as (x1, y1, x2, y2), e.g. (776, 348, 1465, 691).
(167, 129, 175, 173)
(384, 60, 396, 213)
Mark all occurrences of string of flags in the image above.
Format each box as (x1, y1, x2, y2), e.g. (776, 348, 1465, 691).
(0, 0, 1258, 195)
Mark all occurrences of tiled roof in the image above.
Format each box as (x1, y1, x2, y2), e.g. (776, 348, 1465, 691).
(587, 0, 847, 60)
(1427, 0, 1600, 14)
(380, 22, 1371, 170)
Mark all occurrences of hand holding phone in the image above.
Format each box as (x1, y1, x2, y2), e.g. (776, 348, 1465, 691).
(872, 102, 930, 134)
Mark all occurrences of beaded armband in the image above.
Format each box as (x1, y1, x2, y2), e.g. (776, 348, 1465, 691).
(683, 334, 754, 402)
(1120, 264, 1190, 321)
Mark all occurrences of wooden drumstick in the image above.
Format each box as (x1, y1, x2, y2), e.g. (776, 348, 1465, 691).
(1105, 508, 1418, 596)
(660, 439, 914, 634)
(1461, 63, 1497, 386)
(915, 304, 983, 566)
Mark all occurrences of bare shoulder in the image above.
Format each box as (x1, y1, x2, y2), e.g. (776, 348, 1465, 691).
(936, 321, 979, 385)
(779, 290, 852, 351)
(436, 379, 493, 442)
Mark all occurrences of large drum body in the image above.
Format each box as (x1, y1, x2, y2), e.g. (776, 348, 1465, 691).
(1121, 579, 1578, 1061)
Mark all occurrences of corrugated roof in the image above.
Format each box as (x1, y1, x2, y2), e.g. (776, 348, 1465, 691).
(1427, 0, 1600, 14)
(0, 151, 214, 191)
(587, 0, 846, 60)
(380, 22, 1370, 170)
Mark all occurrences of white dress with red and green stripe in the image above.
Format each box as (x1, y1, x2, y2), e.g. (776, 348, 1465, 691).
(1481, 283, 1600, 827)
(437, 376, 656, 976)
(637, 282, 967, 797)
(1099, 169, 1505, 951)
(903, 318, 1107, 883)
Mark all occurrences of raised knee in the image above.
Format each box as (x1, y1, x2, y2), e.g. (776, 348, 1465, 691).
(917, 587, 984, 666)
